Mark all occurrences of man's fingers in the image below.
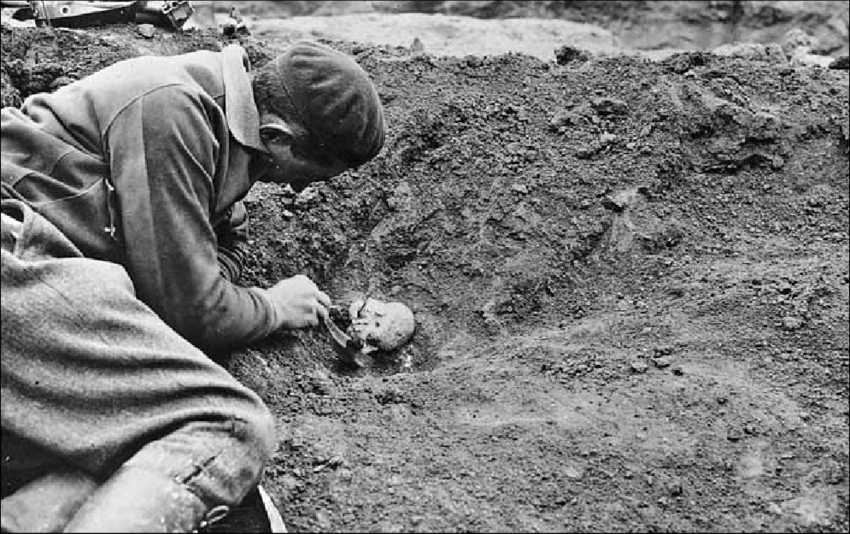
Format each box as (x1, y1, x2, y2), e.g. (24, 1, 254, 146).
(317, 290, 332, 309)
(315, 290, 331, 324)
(315, 300, 330, 324)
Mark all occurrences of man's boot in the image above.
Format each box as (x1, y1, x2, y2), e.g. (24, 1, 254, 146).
(0, 468, 98, 533)
(62, 465, 228, 533)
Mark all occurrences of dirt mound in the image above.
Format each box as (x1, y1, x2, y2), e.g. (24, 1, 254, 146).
(192, 1, 849, 57)
(248, 12, 621, 61)
(2, 23, 848, 533)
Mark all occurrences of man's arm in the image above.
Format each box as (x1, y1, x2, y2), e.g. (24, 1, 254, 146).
(104, 85, 277, 352)
(215, 201, 250, 282)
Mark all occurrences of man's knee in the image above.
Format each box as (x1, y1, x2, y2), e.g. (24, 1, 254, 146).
(204, 402, 276, 504)
(242, 401, 276, 468)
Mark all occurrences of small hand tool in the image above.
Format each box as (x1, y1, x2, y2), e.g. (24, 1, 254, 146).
(322, 314, 364, 367)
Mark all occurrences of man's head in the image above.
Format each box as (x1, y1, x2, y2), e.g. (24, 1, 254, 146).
(251, 41, 385, 190)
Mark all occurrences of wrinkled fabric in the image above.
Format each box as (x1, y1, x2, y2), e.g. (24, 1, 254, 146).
(0, 199, 275, 512)
(0, 45, 276, 353)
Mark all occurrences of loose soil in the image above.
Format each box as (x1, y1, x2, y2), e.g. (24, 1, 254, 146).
(1, 5, 848, 533)
(197, 0, 850, 59)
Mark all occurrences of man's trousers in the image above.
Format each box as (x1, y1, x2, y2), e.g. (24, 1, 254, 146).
(0, 198, 276, 527)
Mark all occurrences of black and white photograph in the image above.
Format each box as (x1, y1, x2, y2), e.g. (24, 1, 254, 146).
(1, 1, 848, 532)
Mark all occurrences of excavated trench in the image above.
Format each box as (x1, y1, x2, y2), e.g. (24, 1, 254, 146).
(1, 15, 848, 532)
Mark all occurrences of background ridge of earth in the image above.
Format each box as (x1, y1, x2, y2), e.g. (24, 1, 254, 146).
(1, 1, 848, 532)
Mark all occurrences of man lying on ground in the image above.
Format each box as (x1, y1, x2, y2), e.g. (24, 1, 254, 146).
(0, 39, 384, 532)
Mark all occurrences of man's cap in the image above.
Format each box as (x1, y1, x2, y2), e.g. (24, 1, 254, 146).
(272, 41, 385, 167)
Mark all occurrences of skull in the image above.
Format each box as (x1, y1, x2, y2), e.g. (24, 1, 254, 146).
(348, 298, 415, 353)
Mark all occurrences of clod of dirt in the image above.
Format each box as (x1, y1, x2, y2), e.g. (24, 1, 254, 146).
(662, 51, 712, 74)
(348, 298, 416, 352)
(49, 76, 76, 90)
(554, 45, 590, 65)
(781, 27, 818, 57)
(0, 70, 20, 107)
(410, 36, 425, 55)
(829, 55, 850, 69)
(591, 96, 629, 116)
(713, 42, 789, 64)
(727, 427, 744, 442)
(602, 187, 646, 212)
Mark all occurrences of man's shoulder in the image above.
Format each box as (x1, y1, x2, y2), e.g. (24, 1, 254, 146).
(83, 51, 226, 130)
(86, 50, 225, 110)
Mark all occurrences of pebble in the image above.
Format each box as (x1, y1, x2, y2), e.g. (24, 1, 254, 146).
(669, 482, 684, 496)
(671, 365, 684, 376)
(315, 510, 332, 530)
(564, 466, 583, 479)
(600, 132, 617, 144)
(652, 356, 672, 368)
(591, 97, 628, 116)
(630, 360, 649, 374)
(781, 316, 804, 330)
(294, 187, 321, 208)
(653, 346, 674, 357)
(136, 24, 155, 39)
(279, 474, 302, 496)
(548, 111, 574, 131)
(49, 76, 76, 90)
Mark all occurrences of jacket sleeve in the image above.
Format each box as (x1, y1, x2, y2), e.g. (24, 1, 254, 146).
(215, 200, 249, 282)
(104, 85, 276, 352)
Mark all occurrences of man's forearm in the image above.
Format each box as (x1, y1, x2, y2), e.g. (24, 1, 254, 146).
(215, 200, 249, 282)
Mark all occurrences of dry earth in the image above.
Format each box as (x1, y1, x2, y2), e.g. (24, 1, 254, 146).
(197, 0, 850, 59)
(247, 12, 621, 61)
(1, 3, 848, 533)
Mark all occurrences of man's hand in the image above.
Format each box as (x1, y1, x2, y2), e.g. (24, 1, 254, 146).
(261, 275, 331, 330)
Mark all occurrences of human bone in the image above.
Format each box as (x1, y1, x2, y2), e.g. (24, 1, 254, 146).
(348, 298, 415, 352)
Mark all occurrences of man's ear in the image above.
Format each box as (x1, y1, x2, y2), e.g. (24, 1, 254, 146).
(259, 123, 295, 148)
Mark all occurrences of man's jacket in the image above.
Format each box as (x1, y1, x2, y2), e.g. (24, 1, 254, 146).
(0, 45, 277, 352)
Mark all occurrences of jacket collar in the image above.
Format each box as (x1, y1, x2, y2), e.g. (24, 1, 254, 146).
(221, 45, 267, 154)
